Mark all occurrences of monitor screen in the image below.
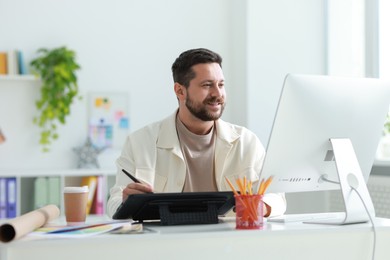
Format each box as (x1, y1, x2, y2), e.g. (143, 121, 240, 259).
(260, 74, 390, 224)
(260, 74, 390, 194)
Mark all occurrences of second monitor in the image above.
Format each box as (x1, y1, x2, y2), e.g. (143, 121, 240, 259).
(260, 74, 390, 224)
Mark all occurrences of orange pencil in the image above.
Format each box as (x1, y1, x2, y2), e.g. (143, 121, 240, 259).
(248, 181, 253, 195)
(257, 178, 265, 195)
(235, 178, 245, 195)
(225, 177, 239, 196)
(263, 176, 274, 194)
(258, 176, 274, 195)
(243, 176, 247, 195)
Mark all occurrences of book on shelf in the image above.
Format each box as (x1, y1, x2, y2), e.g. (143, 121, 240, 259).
(0, 52, 7, 75)
(0, 178, 7, 218)
(81, 176, 97, 214)
(34, 177, 48, 209)
(0, 177, 17, 219)
(6, 177, 17, 218)
(33, 177, 61, 212)
(92, 175, 104, 215)
(0, 49, 28, 76)
(7, 50, 19, 75)
(17, 51, 27, 75)
(47, 177, 61, 209)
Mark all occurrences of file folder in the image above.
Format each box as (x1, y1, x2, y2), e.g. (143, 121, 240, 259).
(6, 177, 17, 218)
(0, 178, 6, 218)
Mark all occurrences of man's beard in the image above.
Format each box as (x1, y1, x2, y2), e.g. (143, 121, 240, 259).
(185, 95, 225, 121)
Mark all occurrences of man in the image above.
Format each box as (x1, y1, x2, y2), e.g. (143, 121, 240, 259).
(107, 48, 286, 218)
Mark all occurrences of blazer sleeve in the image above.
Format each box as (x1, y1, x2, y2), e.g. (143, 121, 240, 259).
(263, 192, 287, 217)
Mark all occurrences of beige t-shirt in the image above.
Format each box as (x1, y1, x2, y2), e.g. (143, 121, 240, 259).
(176, 116, 218, 192)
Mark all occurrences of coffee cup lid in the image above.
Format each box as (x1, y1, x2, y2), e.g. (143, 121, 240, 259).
(64, 186, 89, 193)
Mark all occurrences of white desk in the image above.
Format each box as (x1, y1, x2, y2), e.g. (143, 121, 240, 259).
(1, 217, 390, 260)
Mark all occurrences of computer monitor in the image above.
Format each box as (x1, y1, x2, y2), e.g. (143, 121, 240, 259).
(260, 74, 390, 224)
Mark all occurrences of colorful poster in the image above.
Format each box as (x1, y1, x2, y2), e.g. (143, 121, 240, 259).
(88, 92, 130, 149)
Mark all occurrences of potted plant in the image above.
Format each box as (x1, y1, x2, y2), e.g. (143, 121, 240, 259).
(30, 46, 81, 152)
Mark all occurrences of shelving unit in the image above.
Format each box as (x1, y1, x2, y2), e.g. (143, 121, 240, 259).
(0, 73, 121, 220)
(0, 168, 116, 219)
(0, 75, 37, 81)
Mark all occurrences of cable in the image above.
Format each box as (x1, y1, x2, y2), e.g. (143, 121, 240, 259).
(320, 175, 340, 184)
(350, 186, 377, 260)
(322, 174, 377, 259)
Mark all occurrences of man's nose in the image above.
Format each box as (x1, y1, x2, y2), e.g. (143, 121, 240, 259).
(210, 84, 223, 97)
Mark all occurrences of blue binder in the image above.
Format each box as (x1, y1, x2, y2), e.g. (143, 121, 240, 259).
(6, 177, 17, 218)
(0, 178, 6, 219)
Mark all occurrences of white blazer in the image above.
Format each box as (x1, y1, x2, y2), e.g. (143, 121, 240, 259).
(107, 112, 286, 217)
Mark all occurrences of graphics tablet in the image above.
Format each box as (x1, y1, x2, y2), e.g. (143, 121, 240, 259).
(112, 191, 235, 225)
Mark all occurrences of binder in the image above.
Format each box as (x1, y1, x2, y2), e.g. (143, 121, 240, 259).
(17, 50, 27, 75)
(6, 177, 17, 218)
(80, 176, 97, 214)
(34, 177, 48, 209)
(0, 52, 7, 75)
(93, 176, 104, 215)
(0, 178, 6, 218)
(6, 50, 18, 75)
(47, 177, 61, 208)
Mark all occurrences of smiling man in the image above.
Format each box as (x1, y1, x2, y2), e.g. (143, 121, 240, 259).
(107, 48, 286, 218)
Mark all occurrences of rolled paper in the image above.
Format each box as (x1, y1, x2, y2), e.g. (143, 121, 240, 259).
(0, 204, 60, 243)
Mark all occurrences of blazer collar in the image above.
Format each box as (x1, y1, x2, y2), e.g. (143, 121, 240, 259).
(156, 111, 180, 149)
(215, 118, 240, 144)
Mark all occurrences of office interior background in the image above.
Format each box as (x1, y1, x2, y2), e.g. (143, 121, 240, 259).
(1, 0, 389, 215)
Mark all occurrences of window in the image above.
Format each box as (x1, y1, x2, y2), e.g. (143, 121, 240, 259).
(379, 0, 390, 79)
(327, 0, 365, 77)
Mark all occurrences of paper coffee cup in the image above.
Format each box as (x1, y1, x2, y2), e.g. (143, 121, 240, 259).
(63, 186, 89, 226)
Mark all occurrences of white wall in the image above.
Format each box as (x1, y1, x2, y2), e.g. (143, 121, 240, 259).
(0, 0, 326, 170)
(246, 0, 327, 144)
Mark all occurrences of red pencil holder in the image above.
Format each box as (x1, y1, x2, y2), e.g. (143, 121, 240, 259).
(235, 194, 264, 229)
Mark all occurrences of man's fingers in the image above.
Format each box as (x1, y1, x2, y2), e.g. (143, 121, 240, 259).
(122, 183, 153, 201)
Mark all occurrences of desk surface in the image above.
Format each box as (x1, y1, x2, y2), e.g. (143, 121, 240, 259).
(1, 217, 390, 260)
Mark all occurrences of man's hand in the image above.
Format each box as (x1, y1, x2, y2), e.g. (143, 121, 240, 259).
(263, 202, 271, 217)
(122, 182, 154, 201)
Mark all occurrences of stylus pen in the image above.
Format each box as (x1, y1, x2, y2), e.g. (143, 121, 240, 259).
(122, 169, 153, 194)
(122, 169, 141, 183)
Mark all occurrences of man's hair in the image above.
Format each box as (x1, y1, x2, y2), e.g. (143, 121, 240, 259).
(171, 48, 222, 87)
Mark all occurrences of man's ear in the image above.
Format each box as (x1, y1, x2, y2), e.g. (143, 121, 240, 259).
(174, 83, 186, 101)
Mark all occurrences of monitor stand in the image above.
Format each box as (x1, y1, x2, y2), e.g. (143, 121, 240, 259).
(306, 138, 376, 225)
